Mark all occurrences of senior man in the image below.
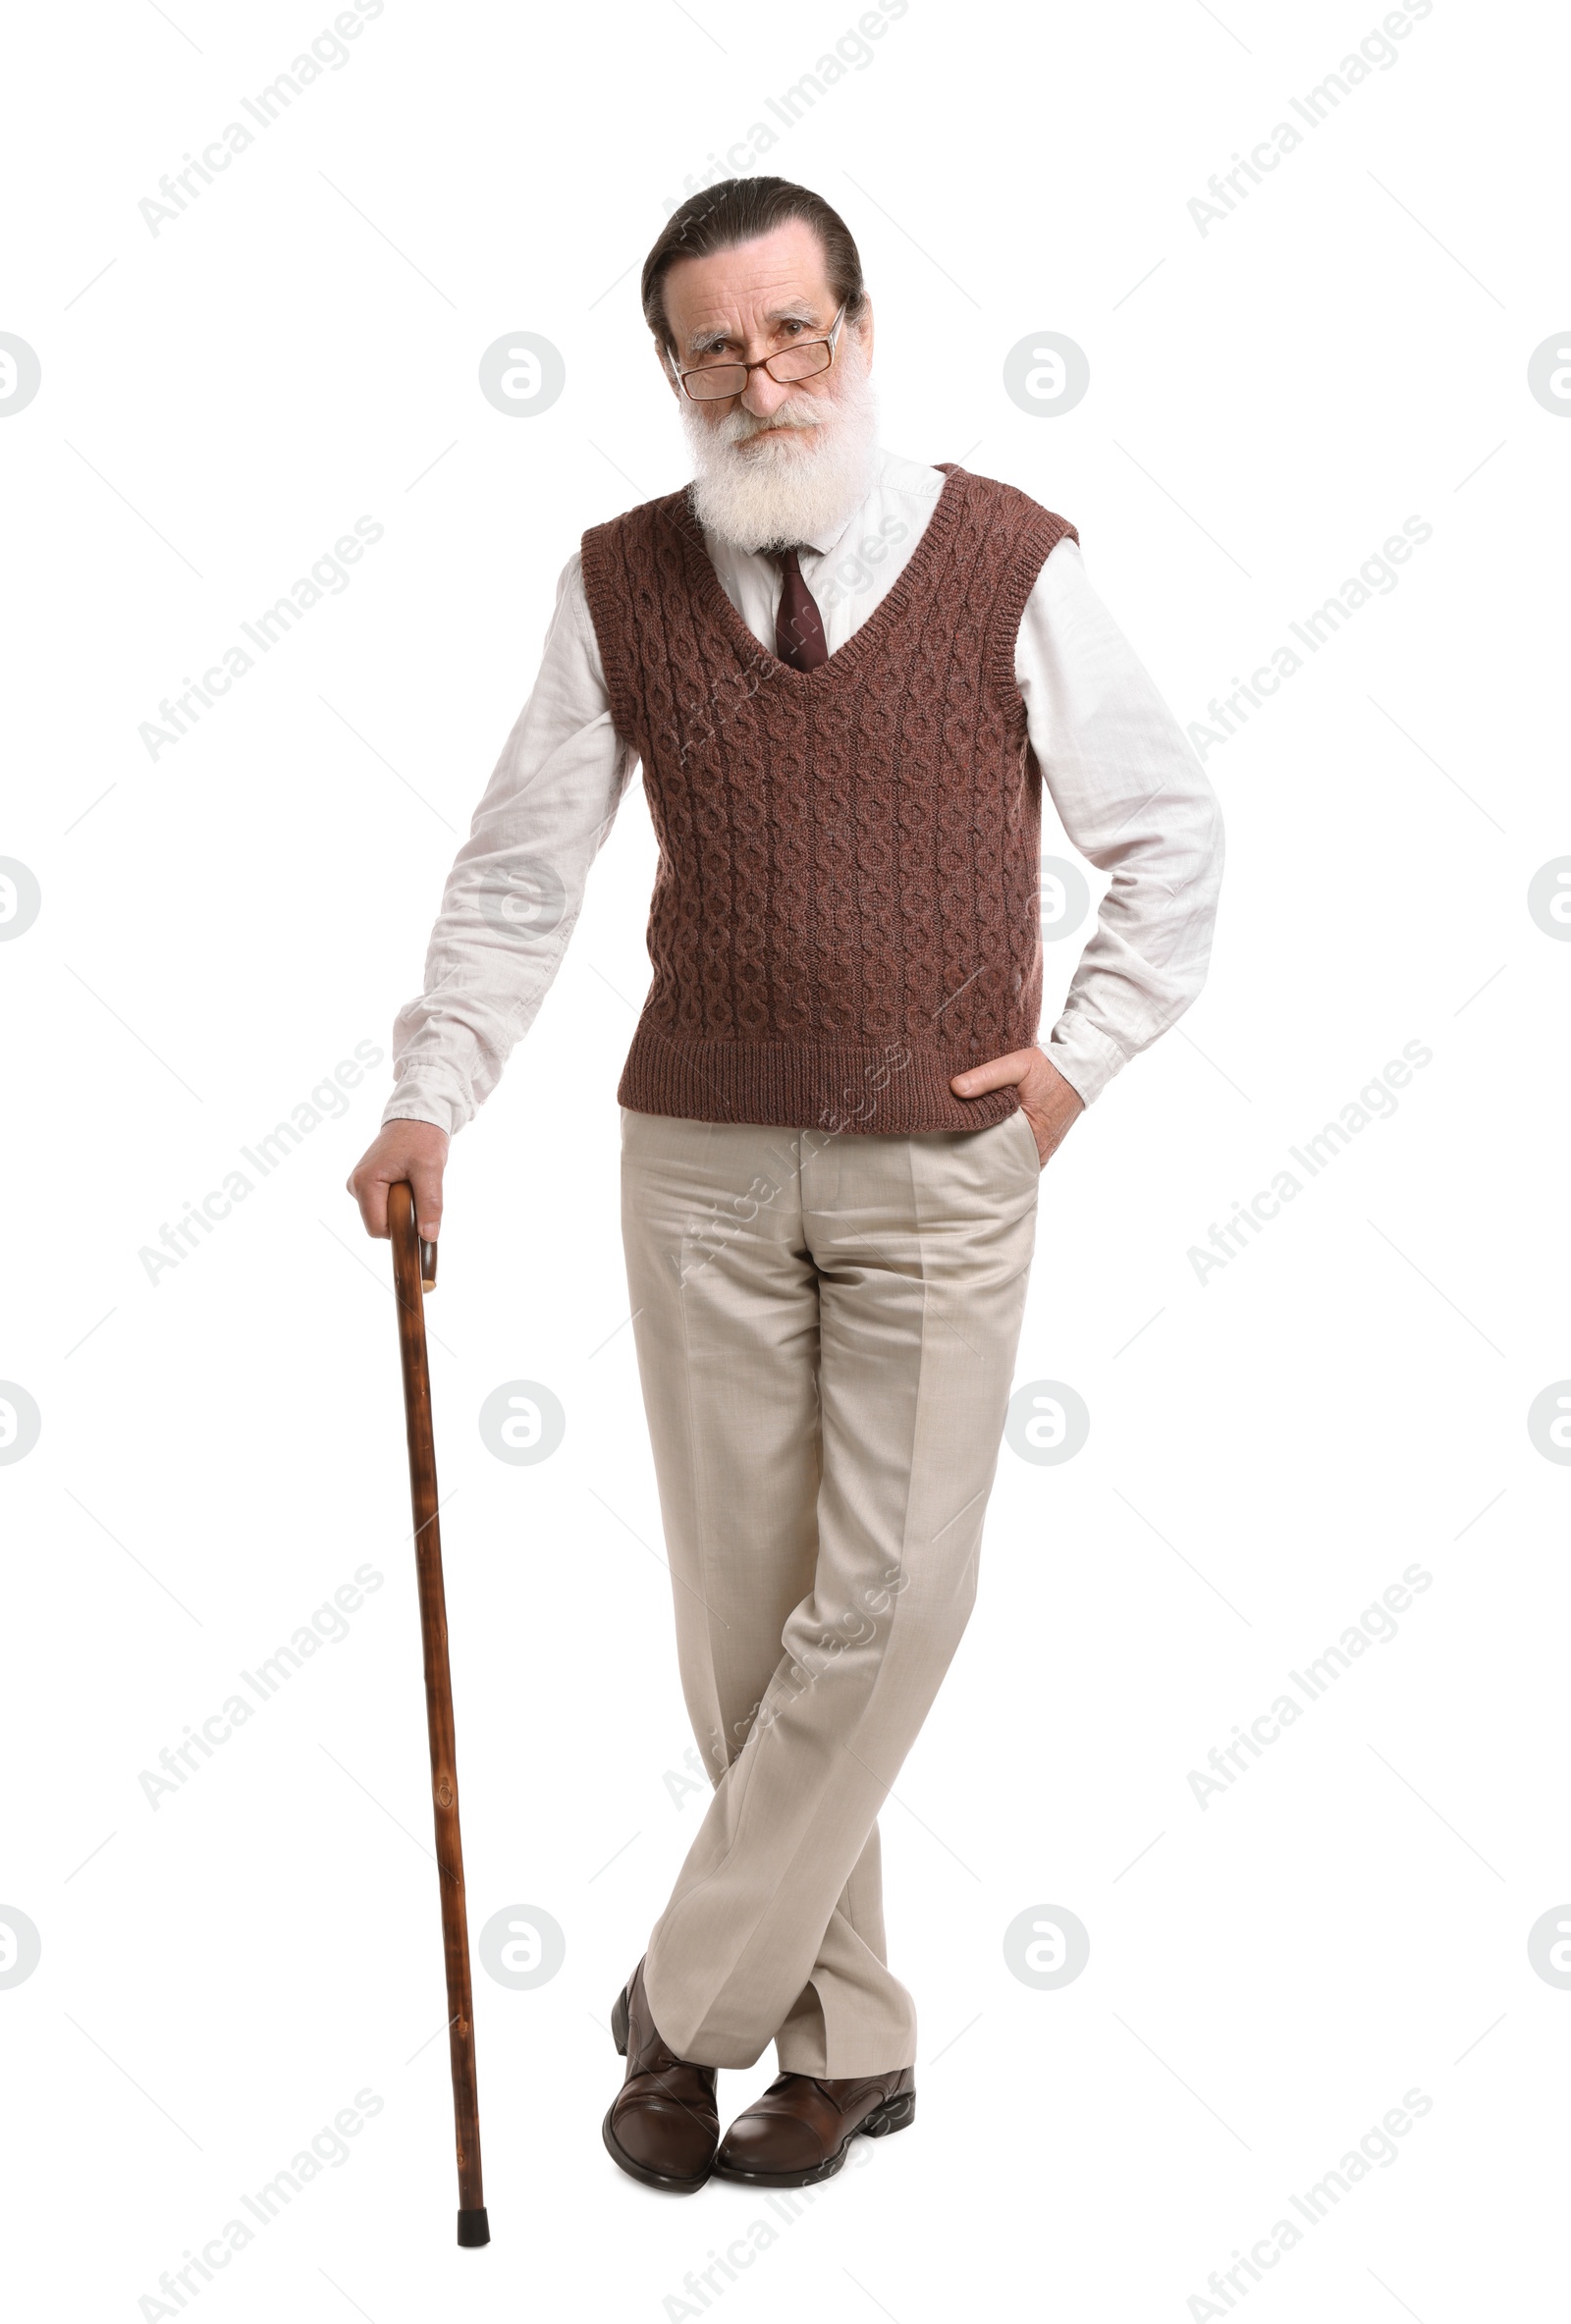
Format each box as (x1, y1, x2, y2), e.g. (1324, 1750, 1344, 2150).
(349, 176, 1222, 2194)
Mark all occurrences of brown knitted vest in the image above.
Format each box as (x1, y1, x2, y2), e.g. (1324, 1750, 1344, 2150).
(579, 463, 1077, 1135)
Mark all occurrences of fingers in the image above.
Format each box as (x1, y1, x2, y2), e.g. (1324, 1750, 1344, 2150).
(948, 1047, 1034, 1099)
(347, 1123, 450, 1240)
(347, 1159, 393, 1240)
(407, 1156, 444, 1244)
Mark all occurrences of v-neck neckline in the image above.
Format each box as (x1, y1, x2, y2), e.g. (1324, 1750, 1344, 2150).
(677, 462, 968, 689)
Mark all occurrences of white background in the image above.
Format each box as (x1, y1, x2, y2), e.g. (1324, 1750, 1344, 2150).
(3, 2, 1568, 2318)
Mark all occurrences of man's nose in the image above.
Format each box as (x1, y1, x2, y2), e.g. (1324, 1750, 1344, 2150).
(740, 364, 790, 419)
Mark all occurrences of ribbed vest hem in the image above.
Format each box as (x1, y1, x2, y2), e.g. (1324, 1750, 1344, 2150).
(616, 1026, 1027, 1136)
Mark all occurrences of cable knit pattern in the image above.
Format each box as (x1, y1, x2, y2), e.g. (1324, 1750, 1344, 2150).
(579, 464, 1077, 1134)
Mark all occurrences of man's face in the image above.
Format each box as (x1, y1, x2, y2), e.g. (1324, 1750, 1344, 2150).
(660, 217, 874, 454)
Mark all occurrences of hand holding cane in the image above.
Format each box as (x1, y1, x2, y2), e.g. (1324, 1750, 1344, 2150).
(387, 1179, 489, 2247)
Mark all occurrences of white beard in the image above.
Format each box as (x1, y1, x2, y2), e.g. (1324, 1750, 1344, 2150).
(680, 337, 879, 553)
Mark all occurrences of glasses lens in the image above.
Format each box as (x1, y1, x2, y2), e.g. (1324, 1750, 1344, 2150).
(767, 342, 832, 384)
(684, 364, 748, 400)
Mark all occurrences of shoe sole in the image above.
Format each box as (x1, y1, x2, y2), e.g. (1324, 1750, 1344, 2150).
(711, 2087, 917, 2188)
(603, 1979, 713, 2194)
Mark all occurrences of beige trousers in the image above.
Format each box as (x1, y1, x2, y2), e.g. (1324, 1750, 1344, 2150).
(621, 1101, 1041, 2076)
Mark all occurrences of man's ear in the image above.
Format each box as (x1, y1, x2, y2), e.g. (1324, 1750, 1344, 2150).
(656, 339, 681, 399)
(855, 297, 874, 372)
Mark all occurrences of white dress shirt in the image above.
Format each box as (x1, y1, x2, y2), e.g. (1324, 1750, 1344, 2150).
(382, 447, 1223, 1138)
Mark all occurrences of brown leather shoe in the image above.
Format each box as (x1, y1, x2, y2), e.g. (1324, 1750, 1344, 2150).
(714, 2069, 916, 2188)
(601, 1957, 719, 2193)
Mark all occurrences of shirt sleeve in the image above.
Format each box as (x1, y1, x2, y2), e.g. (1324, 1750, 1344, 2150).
(381, 553, 638, 1137)
(1015, 537, 1224, 1107)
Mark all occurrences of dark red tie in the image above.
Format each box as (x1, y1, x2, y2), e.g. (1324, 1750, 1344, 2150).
(773, 545, 828, 671)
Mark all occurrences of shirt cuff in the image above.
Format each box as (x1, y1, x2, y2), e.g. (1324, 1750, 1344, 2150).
(1043, 1015, 1128, 1108)
(381, 1089, 460, 1139)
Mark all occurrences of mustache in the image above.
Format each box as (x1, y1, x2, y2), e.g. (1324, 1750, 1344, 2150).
(711, 399, 828, 445)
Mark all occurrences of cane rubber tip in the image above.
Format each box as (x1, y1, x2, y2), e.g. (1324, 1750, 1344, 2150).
(457, 2206, 490, 2246)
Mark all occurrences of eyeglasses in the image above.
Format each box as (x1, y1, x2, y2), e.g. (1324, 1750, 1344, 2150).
(668, 305, 848, 401)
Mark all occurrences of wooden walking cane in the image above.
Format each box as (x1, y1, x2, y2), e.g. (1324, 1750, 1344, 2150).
(387, 1179, 489, 2248)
